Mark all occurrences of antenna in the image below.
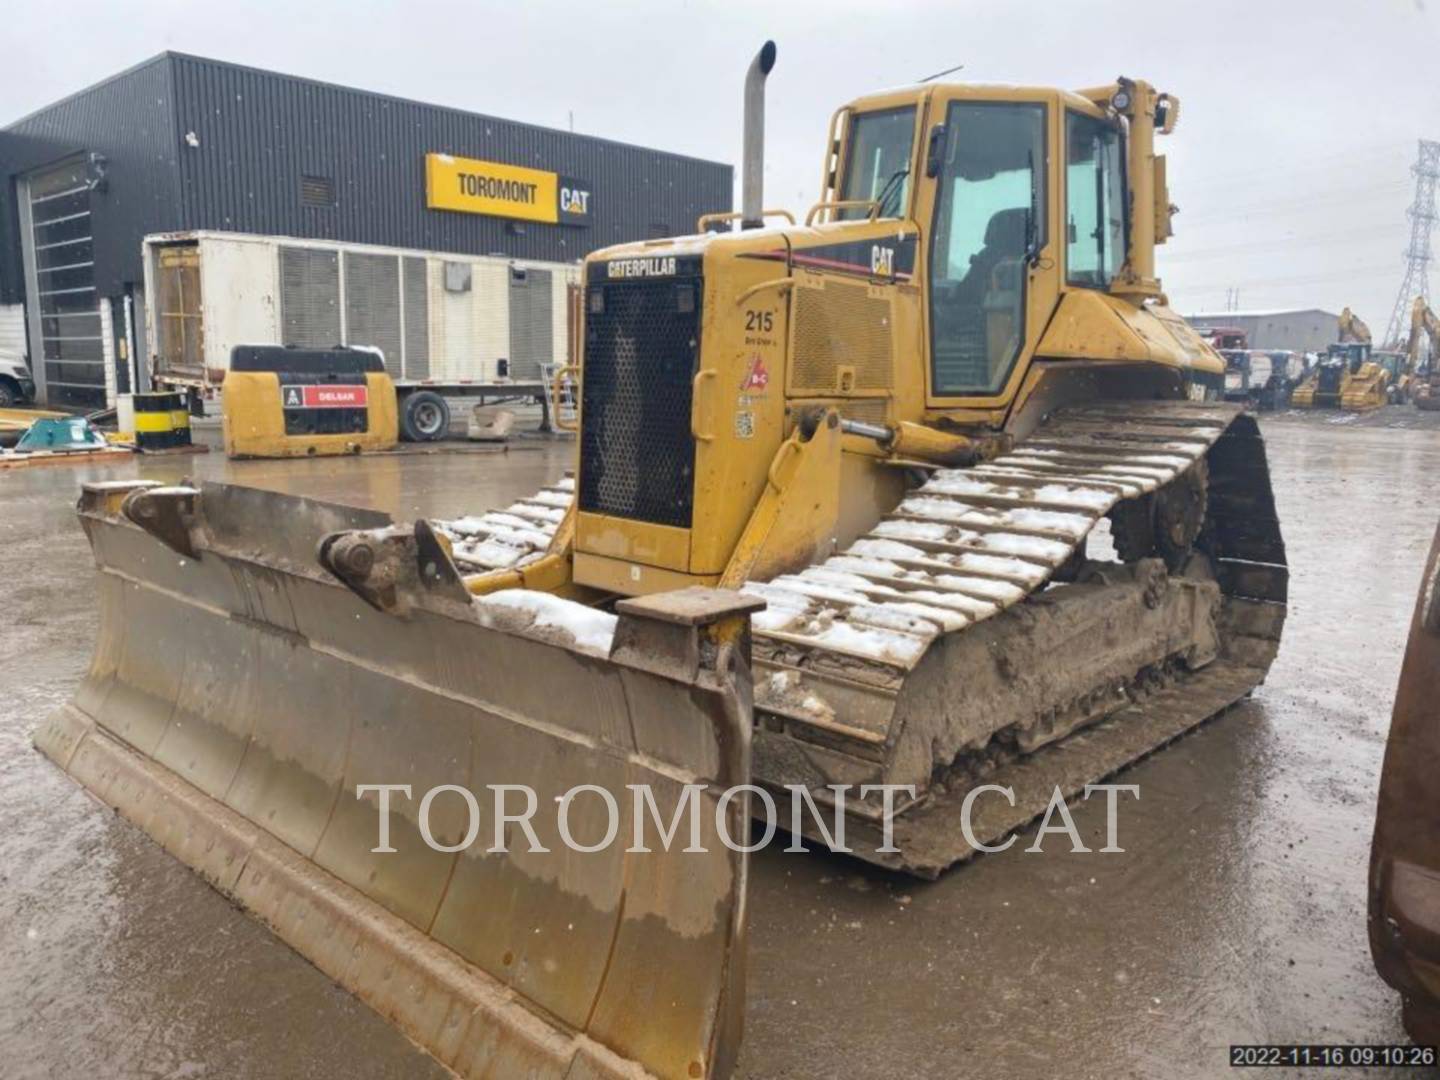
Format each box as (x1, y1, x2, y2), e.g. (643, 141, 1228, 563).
(918, 62, 965, 83)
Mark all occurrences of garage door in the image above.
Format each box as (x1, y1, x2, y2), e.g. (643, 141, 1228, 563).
(23, 158, 103, 409)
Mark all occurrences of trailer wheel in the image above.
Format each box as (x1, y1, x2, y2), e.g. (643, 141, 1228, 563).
(400, 391, 450, 442)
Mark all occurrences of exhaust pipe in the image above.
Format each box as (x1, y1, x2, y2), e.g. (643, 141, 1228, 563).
(741, 40, 778, 229)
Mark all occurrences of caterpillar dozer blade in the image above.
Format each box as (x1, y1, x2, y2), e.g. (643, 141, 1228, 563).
(36, 480, 754, 1080)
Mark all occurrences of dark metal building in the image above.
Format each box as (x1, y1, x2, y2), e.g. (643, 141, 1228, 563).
(0, 53, 732, 407)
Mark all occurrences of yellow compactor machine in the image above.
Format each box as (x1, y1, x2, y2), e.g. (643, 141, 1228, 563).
(37, 44, 1287, 1080)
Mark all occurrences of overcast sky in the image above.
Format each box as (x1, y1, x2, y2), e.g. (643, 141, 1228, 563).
(5, 0, 1438, 341)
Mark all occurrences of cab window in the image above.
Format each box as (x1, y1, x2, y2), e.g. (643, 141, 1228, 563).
(1066, 111, 1126, 287)
(928, 101, 1046, 396)
(838, 107, 915, 219)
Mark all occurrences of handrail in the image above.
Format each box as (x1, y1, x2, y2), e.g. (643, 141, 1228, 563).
(804, 198, 880, 227)
(549, 364, 580, 433)
(695, 209, 796, 233)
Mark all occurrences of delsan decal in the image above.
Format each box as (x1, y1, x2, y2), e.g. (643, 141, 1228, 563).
(282, 384, 369, 409)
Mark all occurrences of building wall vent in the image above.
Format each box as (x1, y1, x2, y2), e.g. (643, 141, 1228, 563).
(301, 174, 336, 207)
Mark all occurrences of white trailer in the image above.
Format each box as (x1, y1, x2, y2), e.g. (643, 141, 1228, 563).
(141, 230, 579, 438)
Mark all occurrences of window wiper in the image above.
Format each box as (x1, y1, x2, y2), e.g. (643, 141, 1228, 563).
(873, 167, 910, 219)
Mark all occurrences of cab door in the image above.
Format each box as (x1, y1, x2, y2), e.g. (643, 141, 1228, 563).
(916, 91, 1062, 414)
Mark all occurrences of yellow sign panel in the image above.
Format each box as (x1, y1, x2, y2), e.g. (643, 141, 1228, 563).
(426, 153, 558, 223)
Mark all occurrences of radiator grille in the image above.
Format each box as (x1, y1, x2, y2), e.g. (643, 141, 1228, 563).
(578, 274, 701, 529)
(791, 280, 893, 394)
(838, 398, 890, 425)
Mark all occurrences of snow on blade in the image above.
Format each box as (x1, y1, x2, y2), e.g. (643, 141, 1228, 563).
(553, 477, 576, 491)
(476, 590, 617, 656)
(529, 490, 574, 509)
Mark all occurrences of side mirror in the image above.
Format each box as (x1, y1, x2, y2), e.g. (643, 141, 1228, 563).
(925, 123, 947, 178)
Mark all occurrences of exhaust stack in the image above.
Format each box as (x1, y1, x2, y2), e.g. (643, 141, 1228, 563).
(741, 40, 777, 229)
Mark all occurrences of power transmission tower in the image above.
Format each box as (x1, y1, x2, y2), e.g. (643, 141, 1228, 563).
(1383, 139, 1440, 346)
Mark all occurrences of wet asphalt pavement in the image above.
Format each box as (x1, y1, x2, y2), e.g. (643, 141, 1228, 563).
(0, 415, 1437, 1079)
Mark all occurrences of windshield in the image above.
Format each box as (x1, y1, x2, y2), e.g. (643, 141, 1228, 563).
(838, 107, 916, 219)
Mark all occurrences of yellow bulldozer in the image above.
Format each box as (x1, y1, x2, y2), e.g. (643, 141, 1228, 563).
(36, 44, 1287, 1080)
(1292, 306, 1391, 410)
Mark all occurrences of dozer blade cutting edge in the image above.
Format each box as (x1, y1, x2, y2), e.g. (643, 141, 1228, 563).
(35, 480, 755, 1080)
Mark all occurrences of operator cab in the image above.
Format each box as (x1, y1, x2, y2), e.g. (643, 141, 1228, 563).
(827, 81, 1175, 414)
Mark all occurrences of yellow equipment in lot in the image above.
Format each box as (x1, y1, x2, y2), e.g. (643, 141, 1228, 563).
(221, 345, 398, 458)
(1293, 307, 1390, 410)
(1406, 296, 1440, 411)
(39, 45, 1286, 1079)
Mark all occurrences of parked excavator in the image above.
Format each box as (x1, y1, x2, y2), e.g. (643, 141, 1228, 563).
(1293, 306, 1390, 410)
(1405, 295, 1440, 410)
(36, 44, 1287, 1080)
